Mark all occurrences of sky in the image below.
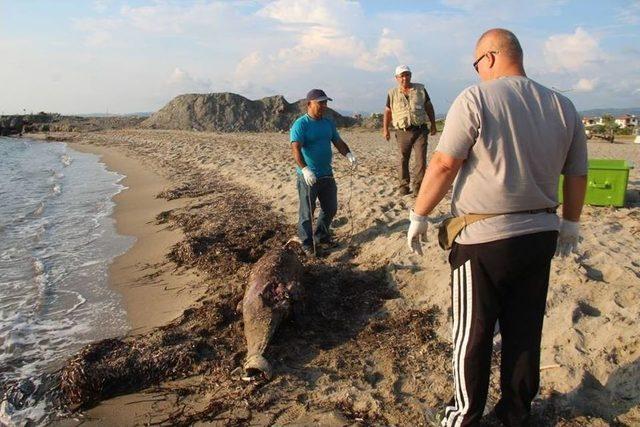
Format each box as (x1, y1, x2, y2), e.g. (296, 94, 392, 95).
(1, 0, 639, 115)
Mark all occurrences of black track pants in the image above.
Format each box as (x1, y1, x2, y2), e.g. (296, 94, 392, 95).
(441, 231, 557, 427)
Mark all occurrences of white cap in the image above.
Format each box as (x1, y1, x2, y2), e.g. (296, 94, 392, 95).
(395, 65, 411, 76)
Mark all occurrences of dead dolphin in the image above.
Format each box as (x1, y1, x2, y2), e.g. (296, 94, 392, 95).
(242, 240, 304, 380)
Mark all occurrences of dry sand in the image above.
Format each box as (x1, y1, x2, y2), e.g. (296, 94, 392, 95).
(45, 129, 639, 425)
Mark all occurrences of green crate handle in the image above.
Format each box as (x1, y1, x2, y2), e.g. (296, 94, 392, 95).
(589, 180, 611, 189)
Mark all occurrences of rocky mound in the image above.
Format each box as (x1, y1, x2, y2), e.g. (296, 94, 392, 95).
(1, 113, 145, 136)
(141, 93, 358, 132)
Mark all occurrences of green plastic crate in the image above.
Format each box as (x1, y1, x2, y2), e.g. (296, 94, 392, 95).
(558, 159, 632, 207)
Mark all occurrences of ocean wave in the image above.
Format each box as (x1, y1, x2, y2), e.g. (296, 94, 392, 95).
(63, 290, 87, 314)
(50, 183, 61, 196)
(0, 394, 49, 427)
(30, 202, 45, 217)
(0, 139, 133, 425)
(32, 258, 53, 314)
(60, 154, 72, 167)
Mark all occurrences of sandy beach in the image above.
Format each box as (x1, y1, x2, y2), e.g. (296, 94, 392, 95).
(67, 143, 207, 334)
(42, 129, 640, 426)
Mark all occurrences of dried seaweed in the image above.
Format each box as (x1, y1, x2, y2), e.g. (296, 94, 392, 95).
(54, 164, 454, 425)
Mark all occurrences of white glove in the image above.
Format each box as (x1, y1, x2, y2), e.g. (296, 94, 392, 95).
(346, 152, 357, 167)
(407, 210, 430, 255)
(301, 167, 317, 186)
(556, 219, 580, 257)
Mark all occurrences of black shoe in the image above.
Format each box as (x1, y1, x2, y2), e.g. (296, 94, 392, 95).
(398, 186, 410, 196)
(318, 238, 339, 249)
(301, 245, 316, 258)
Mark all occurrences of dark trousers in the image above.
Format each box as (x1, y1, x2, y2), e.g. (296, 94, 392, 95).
(441, 232, 557, 427)
(297, 175, 337, 248)
(396, 126, 428, 193)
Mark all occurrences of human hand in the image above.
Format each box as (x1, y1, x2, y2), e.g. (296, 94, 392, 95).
(383, 129, 390, 141)
(301, 167, 317, 186)
(555, 219, 580, 257)
(346, 152, 357, 168)
(407, 210, 430, 255)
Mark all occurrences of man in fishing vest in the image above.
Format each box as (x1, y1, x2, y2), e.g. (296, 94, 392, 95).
(383, 65, 437, 196)
(290, 89, 357, 257)
(407, 29, 587, 425)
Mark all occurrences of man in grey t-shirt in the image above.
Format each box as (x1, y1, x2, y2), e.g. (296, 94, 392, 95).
(406, 29, 587, 425)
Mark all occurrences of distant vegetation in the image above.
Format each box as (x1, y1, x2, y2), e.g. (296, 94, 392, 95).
(579, 107, 640, 117)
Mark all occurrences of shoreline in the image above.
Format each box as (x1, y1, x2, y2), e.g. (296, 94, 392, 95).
(57, 141, 209, 425)
(67, 142, 206, 333)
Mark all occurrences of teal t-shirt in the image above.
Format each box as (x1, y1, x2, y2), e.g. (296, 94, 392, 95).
(290, 114, 340, 178)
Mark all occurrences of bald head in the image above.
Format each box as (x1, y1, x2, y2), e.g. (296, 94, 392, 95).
(474, 28, 525, 80)
(476, 28, 523, 62)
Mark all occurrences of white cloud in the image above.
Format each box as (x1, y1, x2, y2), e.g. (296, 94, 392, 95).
(120, 1, 236, 34)
(258, 0, 363, 27)
(4, 0, 639, 115)
(616, 1, 640, 25)
(544, 27, 604, 72)
(235, 52, 263, 79)
(247, 0, 407, 77)
(167, 68, 212, 93)
(573, 78, 598, 92)
(357, 28, 409, 68)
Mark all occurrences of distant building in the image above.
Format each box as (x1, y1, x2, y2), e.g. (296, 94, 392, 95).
(582, 116, 600, 127)
(614, 114, 638, 128)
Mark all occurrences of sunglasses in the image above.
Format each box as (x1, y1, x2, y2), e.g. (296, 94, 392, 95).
(473, 50, 499, 72)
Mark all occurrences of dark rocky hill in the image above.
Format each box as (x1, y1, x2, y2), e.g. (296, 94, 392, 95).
(1, 113, 145, 136)
(141, 93, 358, 132)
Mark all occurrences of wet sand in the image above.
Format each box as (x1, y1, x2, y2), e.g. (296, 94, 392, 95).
(69, 142, 206, 334)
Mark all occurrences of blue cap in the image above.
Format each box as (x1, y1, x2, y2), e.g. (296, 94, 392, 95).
(306, 89, 333, 102)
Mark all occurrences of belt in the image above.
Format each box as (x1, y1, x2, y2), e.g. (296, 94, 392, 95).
(516, 207, 557, 214)
(400, 124, 427, 131)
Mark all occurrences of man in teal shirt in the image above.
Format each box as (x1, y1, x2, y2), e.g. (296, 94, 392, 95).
(290, 89, 356, 255)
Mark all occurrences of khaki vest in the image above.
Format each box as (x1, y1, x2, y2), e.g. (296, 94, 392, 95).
(388, 83, 428, 129)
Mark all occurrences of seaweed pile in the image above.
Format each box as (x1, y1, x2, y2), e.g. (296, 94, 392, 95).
(57, 171, 287, 409)
(48, 165, 455, 425)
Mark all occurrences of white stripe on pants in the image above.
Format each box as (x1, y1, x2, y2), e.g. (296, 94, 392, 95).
(442, 260, 473, 427)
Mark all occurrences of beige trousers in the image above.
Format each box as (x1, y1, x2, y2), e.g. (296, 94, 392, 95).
(395, 126, 428, 193)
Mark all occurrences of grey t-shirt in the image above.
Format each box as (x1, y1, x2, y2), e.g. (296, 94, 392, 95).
(436, 76, 588, 244)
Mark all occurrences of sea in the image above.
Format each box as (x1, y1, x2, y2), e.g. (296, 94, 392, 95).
(0, 137, 134, 425)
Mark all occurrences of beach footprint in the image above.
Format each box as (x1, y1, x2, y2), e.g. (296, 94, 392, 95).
(572, 300, 602, 324)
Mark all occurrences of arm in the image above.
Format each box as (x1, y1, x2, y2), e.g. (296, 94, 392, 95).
(562, 175, 587, 221)
(292, 141, 317, 185)
(382, 107, 392, 141)
(291, 141, 307, 168)
(332, 138, 351, 156)
(407, 88, 476, 254)
(413, 151, 464, 216)
(425, 100, 437, 135)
